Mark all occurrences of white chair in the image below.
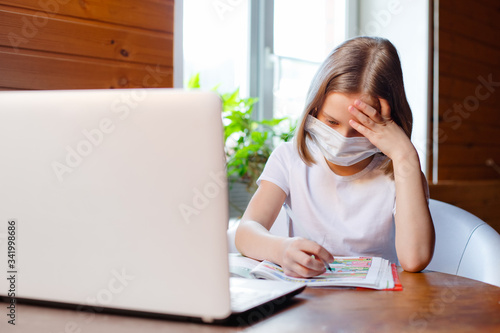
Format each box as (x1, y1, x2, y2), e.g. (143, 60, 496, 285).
(426, 199, 500, 287)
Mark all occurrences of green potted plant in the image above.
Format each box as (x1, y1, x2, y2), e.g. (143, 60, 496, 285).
(187, 74, 295, 217)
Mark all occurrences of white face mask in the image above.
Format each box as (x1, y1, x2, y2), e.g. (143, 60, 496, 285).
(304, 115, 380, 166)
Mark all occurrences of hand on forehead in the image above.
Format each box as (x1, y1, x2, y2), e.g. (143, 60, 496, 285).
(317, 92, 381, 136)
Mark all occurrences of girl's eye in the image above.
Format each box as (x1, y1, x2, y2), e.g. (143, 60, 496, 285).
(327, 120, 338, 125)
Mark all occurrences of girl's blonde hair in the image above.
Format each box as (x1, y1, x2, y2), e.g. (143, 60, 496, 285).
(295, 36, 413, 176)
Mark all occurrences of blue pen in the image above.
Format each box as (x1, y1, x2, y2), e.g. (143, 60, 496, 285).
(283, 204, 333, 272)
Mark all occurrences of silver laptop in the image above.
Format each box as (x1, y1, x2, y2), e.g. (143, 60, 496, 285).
(0, 89, 304, 324)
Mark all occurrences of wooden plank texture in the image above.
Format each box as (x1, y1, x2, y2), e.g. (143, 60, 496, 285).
(429, 180, 500, 234)
(439, 8, 498, 50)
(0, 46, 173, 89)
(437, 120, 500, 147)
(439, 52, 500, 95)
(439, 0, 500, 30)
(436, 0, 500, 181)
(439, 30, 500, 67)
(437, 166, 500, 182)
(0, 5, 173, 65)
(438, 144, 500, 165)
(438, 98, 500, 133)
(439, 75, 500, 109)
(0, 86, 22, 90)
(0, 0, 174, 90)
(0, 0, 174, 33)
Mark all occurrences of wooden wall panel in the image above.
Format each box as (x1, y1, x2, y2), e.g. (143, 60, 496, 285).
(431, 0, 500, 231)
(0, 46, 173, 90)
(0, 5, 173, 65)
(0, 0, 174, 32)
(438, 98, 499, 146)
(439, 0, 499, 31)
(0, 0, 173, 90)
(436, 0, 500, 181)
(429, 181, 500, 234)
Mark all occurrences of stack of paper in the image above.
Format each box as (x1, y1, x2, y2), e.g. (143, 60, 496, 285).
(229, 254, 402, 291)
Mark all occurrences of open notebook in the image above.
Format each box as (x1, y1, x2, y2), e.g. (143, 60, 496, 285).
(0, 89, 305, 325)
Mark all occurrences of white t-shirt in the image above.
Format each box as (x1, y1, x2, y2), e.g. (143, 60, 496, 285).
(257, 140, 399, 264)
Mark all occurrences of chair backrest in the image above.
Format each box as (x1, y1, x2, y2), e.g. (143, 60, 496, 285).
(427, 199, 500, 287)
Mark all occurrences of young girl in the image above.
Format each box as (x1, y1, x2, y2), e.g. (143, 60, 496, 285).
(235, 36, 435, 278)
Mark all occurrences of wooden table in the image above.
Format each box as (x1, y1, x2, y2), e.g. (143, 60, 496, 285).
(2, 269, 499, 332)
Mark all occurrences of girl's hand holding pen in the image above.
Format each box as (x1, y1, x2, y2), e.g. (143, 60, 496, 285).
(278, 237, 334, 278)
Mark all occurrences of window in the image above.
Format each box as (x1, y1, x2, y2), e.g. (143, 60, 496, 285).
(273, 0, 349, 121)
(357, 0, 431, 175)
(182, 0, 249, 94)
(182, 0, 430, 175)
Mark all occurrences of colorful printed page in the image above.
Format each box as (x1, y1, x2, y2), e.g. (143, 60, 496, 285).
(251, 257, 395, 290)
(228, 254, 399, 290)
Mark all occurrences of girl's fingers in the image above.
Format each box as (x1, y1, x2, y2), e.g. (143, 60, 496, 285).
(283, 254, 324, 278)
(284, 263, 322, 278)
(295, 251, 325, 272)
(349, 119, 371, 137)
(354, 99, 385, 123)
(348, 105, 376, 131)
(379, 98, 392, 121)
(283, 238, 333, 277)
(297, 239, 334, 264)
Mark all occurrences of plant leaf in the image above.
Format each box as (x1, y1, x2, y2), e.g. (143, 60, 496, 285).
(259, 117, 287, 127)
(186, 73, 200, 89)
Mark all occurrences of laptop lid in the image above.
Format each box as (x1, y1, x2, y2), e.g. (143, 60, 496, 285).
(0, 89, 233, 321)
